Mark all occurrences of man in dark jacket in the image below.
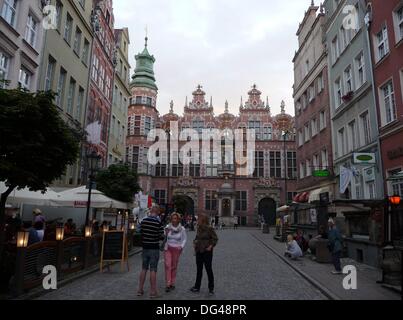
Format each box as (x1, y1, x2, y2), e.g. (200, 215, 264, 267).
(328, 218, 343, 274)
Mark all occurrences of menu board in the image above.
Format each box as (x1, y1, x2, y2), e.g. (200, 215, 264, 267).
(100, 231, 129, 272)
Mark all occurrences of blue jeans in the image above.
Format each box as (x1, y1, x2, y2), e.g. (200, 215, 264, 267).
(332, 251, 342, 272)
(142, 249, 160, 272)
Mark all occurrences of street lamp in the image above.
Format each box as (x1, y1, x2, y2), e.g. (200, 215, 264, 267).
(85, 226, 92, 238)
(282, 130, 290, 205)
(386, 195, 402, 243)
(389, 195, 401, 206)
(56, 224, 64, 241)
(129, 222, 136, 230)
(17, 230, 29, 248)
(85, 151, 101, 227)
(165, 128, 171, 210)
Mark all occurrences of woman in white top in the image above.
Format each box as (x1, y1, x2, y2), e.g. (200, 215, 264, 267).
(285, 234, 303, 260)
(164, 212, 187, 292)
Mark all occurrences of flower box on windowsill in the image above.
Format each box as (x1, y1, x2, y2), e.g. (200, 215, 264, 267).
(342, 91, 354, 103)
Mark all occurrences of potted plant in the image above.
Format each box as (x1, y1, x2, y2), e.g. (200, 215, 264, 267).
(342, 91, 354, 103)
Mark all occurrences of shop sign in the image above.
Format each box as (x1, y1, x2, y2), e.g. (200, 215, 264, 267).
(363, 167, 375, 182)
(353, 153, 376, 164)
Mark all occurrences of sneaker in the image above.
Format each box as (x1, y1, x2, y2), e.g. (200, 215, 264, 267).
(209, 290, 215, 296)
(165, 287, 171, 293)
(190, 287, 200, 293)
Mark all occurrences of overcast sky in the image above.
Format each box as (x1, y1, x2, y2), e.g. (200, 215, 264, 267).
(113, 0, 310, 116)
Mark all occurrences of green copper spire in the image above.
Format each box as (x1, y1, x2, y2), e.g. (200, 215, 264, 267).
(131, 37, 158, 91)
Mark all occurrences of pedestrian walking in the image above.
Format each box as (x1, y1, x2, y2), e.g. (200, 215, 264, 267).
(33, 208, 45, 225)
(190, 214, 218, 296)
(34, 221, 45, 241)
(327, 218, 343, 275)
(164, 212, 187, 293)
(233, 216, 238, 230)
(137, 205, 165, 298)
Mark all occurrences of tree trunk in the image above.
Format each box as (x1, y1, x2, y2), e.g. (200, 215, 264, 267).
(0, 186, 16, 265)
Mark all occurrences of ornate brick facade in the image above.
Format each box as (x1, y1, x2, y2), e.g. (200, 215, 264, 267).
(126, 40, 297, 226)
(86, 0, 115, 167)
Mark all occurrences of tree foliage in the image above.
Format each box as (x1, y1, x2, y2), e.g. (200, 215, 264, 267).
(96, 164, 141, 203)
(0, 89, 82, 191)
(0, 88, 82, 257)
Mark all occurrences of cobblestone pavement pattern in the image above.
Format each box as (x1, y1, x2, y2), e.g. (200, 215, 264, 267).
(38, 229, 327, 300)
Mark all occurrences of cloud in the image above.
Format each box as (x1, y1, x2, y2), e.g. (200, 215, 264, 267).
(113, 0, 309, 116)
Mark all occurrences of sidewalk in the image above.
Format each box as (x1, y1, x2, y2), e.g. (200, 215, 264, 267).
(250, 229, 400, 300)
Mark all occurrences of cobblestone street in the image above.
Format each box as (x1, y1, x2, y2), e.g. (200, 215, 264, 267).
(37, 229, 327, 300)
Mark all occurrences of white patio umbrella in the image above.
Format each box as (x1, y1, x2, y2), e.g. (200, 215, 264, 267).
(276, 205, 290, 213)
(0, 181, 59, 206)
(49, 186, 128, 209)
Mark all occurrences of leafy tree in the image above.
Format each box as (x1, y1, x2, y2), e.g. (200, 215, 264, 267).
(96, 164, 141, 203)
(0, 88, 82, 258)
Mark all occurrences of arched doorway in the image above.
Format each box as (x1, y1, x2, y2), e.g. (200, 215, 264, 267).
(172, 195, 195, 217)
(258, 198, 277, 225)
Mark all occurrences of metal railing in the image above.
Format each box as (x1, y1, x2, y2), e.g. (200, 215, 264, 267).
(11, 231, 140, 296)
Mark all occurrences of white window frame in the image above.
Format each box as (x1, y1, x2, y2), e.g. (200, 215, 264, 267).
(331, 36, 340, 64)
(313, 154, 319, 171)
(317, 74, 324, 93)
(1, 0, 18, 27)
(354, 52, 366, 89)
(379, 80, 397, 125)
(262, 126, 272, 140)
(298, 129, 303, 147)
(299, 162, 305, 179)
(64, 14, 73, 43)
(75, 87, 84, 120)
(338, 127, 345, 157)
(376, 25, 390, 62)
(18, 67, 31, 90)
(25, 13, 38, 48)
(56, 68, 66, 107)
(393, 6, 403, 43)
(0, 52, 10, 88)
(319, 110, 326, 131)
(311, 118, 317, 137)
(306, 159, 312, 177)
(344, 65, 354, 93)
(335, 78, 342, 108)
(359, 111, 371, 146)
(44, 56, 55, 91)
(82, 39, 90, 65)
(66, 78, 76, 115)
(73, 27, 82, 55)
(321, 149, 329, 169)
(304, 123, 310, 142)
(347, 120, 357, 152)
(56, 1, 62, 31)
